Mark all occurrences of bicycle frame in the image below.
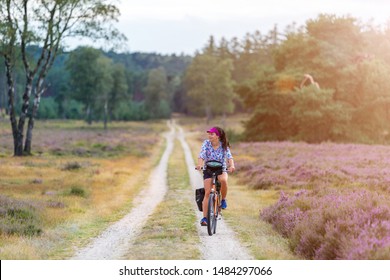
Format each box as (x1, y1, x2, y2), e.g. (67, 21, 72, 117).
(203, 166, 224, 236)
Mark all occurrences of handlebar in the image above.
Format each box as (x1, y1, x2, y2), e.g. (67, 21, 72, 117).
(195, 166, 230, 172)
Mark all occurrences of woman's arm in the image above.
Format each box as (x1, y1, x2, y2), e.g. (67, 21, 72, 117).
(228, 158, 235, 173)
(196, 141, 207, 170)
(196, 158, 204, 170)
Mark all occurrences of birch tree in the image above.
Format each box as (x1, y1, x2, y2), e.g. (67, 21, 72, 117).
(0, 0, 124, 156)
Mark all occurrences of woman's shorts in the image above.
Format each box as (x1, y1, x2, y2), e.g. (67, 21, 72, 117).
(203, 170, 224, 180)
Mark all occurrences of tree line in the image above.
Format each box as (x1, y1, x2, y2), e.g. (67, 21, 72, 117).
(0, 47, 191, 122)
(185, 14, 390, 144)
(3, 5, 390, 156)
(0, 0, 191, 156)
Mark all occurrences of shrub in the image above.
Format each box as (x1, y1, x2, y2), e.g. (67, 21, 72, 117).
(113, 101, 149, 121)
(261, 188, 390, 259)
(46, 200, 66, 208)
(62, 161, 82, 170)
(36, 97, 59, 119)
(234, 141, 390, 190)
(225, 129, 243, 143)
(69, 186, 87, 198)
(0, 195, 42, 236)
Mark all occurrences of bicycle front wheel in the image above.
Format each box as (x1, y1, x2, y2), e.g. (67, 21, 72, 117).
(207, 192, 217, 236)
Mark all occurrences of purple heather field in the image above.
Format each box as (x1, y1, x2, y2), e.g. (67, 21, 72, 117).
(234, 141, 390, 259)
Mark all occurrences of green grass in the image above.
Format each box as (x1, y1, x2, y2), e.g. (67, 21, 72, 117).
(124, 139, 201, 259)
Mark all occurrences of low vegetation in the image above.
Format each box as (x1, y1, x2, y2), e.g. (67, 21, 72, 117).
(0, 120, 166, 259)
(2, 115, 389, 260)
(0, 195, 42, 236)
(179, 114, 390, 260)
(261, 188, 390, 259)
(219, 178, 297, 259)
(1, 120, 160, 158)
(234, 141, 390, 191)
(233, 141, 390, 259)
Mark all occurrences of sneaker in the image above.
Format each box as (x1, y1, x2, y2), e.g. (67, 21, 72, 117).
(200, 217, 208, 226)
(221, 199, 227, 209)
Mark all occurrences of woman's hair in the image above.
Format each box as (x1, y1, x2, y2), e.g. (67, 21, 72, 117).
(215, 126, 230, 151)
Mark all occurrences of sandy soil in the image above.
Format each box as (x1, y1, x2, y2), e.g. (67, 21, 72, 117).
(71, 121, 253, 260)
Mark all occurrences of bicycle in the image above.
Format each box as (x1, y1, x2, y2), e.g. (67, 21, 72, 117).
(201, 160, 225, 236)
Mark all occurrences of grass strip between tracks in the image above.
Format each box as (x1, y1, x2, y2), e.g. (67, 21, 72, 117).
(124, 139, 201, 259)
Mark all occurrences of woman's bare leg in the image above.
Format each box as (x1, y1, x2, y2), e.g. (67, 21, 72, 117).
(202, 178, 212, 218)
(218, 172, 228, 200)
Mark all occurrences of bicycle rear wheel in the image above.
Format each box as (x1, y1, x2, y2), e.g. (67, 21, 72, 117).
(207, 192, 217, 236)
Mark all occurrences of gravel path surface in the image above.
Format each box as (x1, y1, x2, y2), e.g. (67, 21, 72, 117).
(71, 121, 253, 260)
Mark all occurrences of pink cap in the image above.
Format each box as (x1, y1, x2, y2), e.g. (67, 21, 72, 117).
(206, 127, 220, 136)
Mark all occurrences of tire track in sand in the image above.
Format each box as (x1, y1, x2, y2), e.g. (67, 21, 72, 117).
(71, 121, 175, 259)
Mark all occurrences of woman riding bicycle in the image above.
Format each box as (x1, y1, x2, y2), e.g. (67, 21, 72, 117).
(195, 127, 235, 226)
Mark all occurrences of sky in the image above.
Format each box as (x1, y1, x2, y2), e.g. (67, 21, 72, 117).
(112, 0, 390, 55)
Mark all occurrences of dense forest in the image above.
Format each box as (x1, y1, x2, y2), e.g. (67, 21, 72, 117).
(0, 49, 192, 121)
(185, 14, 390, 144)
(3, 14, 390, 144)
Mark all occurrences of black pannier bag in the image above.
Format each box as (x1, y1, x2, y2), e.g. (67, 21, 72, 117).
(195, 188, 205, 211)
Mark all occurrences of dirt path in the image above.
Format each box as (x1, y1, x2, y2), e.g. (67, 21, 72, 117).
(71, 121, 175, 260)
(71, 121, 253, 260)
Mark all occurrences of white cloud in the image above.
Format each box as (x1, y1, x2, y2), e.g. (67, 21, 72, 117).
(115, 0, 390, 54)
(119, 0, 389, 21)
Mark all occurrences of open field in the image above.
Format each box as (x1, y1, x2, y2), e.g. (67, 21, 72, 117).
(0, 120, 162, 158)
(1, 115, 295, 260)
(1, 115, 390, 260)
(235, 141, 390, 259)
(0, 119, 167, 259)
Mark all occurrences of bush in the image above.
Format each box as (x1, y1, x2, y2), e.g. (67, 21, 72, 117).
(36, 97, 58, 119)
(291, 87, 352, 143)
(113, 101, 149, 121)
(226, 129, 243, 143)
(63, 99, 84, 119)
(0, 195, 42, 236)
(69, 186, 87, 198)
(243, 87, 353, 143)
(62, 161, 82, 170)
(243, 92, 297, 141)
(261, 188, 390, 259)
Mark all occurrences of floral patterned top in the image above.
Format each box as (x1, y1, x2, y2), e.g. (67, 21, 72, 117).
(198, 140, 233, 170)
